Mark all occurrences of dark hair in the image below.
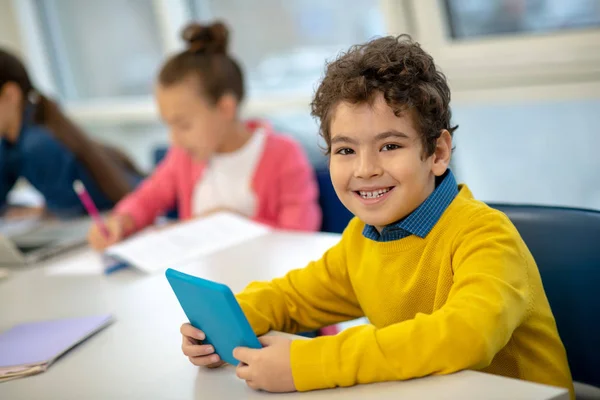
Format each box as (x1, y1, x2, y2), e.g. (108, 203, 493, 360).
(311, 35, 458, 156)
(0, 48, 37, 114)
(159, 21, 245, 105)
(0, 48, 89, 137)
(0, 48, 140, 202)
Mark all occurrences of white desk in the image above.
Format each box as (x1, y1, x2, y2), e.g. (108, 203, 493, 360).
(0, 231, 569, 400)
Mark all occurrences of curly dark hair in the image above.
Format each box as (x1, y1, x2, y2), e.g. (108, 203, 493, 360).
(311, 35, 457, 156)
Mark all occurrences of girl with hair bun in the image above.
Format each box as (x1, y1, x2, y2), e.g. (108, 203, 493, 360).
(88, 21, 321, 250)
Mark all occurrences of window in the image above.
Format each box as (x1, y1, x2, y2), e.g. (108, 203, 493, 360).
(14, 0, 599, 119)
(411, 0, 600, 92)
(445, 0, 600, 40)
(34, 0, 163, 100)
(14, 0, 394, 120)
(189, 0, 386, 98)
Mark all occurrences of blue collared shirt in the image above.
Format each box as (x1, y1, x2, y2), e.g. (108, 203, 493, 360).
(363, 170, 459, 242)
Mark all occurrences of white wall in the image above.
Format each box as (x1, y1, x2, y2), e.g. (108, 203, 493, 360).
(453, 99, 600, 210)
(83, 123, 168, 173)
(0, 0, 23, 54)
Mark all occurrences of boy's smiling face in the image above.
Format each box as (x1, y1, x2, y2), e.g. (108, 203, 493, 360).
(329, 93, 452, 231)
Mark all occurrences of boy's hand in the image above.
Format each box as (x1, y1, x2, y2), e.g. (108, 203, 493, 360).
(180, 323, 224, 368)
(233, 336, 296, 393)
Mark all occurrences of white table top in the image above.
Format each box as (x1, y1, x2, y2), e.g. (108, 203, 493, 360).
(0, 231, 569, 400)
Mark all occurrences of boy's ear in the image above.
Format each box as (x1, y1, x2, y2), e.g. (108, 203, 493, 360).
(431, 129, 452, 177)
(216, 93, 238, 121)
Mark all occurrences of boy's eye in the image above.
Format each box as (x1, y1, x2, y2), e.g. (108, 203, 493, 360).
(334, 148, 355, 155)
(381, 143, 401, 151)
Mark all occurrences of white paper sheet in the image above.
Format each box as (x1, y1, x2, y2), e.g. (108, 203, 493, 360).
(105, 213, 271, 273)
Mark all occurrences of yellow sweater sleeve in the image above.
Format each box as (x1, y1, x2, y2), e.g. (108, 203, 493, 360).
(290, 211, 532, 391)
(236, 222, 364, 336)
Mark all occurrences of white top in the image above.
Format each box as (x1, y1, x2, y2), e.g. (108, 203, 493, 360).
(192, 129, 266, 218)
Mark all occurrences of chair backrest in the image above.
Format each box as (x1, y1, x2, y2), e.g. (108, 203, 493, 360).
(153, 147, 178, 220)
(154, 147, 168, 166)
(316, 168, 354, 234)
(489, 203, 600, 387)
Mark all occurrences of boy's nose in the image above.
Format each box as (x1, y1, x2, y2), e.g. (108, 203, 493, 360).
(354, 153, 383, 179)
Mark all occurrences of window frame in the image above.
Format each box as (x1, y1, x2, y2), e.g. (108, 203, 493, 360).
(11, 0, 600, 127)
(410, 0, 600, 92)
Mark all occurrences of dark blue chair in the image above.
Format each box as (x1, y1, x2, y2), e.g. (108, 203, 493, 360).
(316, 168, 353, 234)
(154, 147, 168, 166)
(489, 204, 600, 392)
(153, 147, 178, 220)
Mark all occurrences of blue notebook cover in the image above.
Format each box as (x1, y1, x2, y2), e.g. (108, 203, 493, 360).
(165, 268, 261, 365)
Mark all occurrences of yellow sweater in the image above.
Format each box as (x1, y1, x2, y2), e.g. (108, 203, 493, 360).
(236, 185, 574, 395)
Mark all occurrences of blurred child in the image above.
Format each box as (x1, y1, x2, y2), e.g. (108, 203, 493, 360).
(88, 21, 321, 250)
(0, 49, 142, 218)
(180, 35, 574, 397)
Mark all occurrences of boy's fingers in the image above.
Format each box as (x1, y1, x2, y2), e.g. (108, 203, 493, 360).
(183, 336, 197, 346)
(258, 335, 277, 346)
(180, 323, 205, 340)
(182, 344, 214, 357)
(188, 356, 209, 366)
(180, 323, 192, 334)
(236, 364, 252, 380)
(188, 353, 220, 366)
(246, 380, 260, 390)
(233, 347, 258, 364)
(206, 360, 225, 369)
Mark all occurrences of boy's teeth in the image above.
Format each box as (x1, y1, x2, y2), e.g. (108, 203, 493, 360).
(359, 188, 391, 199)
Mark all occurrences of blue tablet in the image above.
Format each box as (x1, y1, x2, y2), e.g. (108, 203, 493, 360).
(165, 268, 261, 365)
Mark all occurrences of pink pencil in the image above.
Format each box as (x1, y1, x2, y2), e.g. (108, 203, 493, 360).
(73, 180, 110, 238)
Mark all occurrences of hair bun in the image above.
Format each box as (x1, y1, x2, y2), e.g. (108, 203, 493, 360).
(182, 21, 229, 54)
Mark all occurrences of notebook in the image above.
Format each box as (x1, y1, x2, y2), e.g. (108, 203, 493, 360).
(0, 314, 113, 382)
(105, 212, 271, 274)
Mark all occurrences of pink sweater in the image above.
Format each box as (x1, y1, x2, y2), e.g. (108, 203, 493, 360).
(115, 120, 321, 234)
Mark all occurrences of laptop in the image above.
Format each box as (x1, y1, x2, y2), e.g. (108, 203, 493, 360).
(0, 217, 92, 265)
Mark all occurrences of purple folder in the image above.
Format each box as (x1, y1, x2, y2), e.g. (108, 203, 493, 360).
(0, 315, 113, 374)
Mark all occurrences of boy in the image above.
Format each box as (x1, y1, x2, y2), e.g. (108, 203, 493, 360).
(180, 35, 574, 396)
